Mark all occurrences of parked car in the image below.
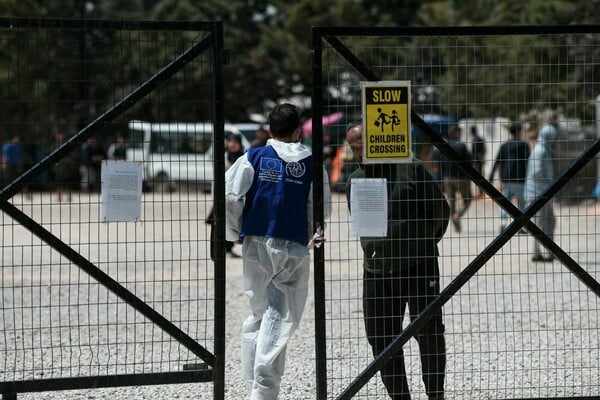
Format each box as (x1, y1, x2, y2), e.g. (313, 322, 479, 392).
(231, 122, 264, 144)
(127, 120, 250, 192)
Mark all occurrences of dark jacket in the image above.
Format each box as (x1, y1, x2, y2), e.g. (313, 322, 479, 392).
(346, 162, 450, 274)
(488, 139, 530, 183)
(432, 140, 471, 179)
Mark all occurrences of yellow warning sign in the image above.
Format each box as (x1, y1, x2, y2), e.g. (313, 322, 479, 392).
(361, 81, 412, 163)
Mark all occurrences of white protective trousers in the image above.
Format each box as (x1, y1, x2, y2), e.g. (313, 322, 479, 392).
(241, 235, 310, 400)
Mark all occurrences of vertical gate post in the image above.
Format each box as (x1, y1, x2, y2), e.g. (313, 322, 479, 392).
(211, 20, 227, 400)
(311, 26, 328, 400)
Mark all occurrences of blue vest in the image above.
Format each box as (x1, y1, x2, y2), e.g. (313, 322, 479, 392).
(241, 145, 313, 245)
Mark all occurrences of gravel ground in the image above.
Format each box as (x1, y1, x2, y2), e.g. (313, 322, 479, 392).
(1, 192, 599, 399)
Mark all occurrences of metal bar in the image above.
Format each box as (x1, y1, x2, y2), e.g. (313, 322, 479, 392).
(499, 397, 600, 400)
(0, 32, 215, 202)
(211, 20, 227, 400)
(0, 370, 211, 394)
(312, 27, 328, 400)
(0, 17, 213, 31)
(0, 200, 216, 367)
(317, 24, 600, 38)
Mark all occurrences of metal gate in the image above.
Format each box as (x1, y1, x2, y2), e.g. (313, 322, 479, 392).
(312, 26, 600, 399)
(0, 18, 226, 399)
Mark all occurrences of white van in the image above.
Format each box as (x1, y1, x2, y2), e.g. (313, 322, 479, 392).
(127, 120, 250, 192)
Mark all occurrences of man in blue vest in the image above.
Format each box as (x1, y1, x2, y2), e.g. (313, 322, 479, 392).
(226, 103, 331, 399)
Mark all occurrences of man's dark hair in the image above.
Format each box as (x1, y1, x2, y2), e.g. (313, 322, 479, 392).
(509, 122, 521, 137)
(269, 103, 300, 138)
(449, 124, 461, 139)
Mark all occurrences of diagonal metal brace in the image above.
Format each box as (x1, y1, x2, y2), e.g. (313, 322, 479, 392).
(0, 32, 214, 202)
(0, 200, 215, 367)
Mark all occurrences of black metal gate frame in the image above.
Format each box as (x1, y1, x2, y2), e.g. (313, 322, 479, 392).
(311, 25, 600, 400)
(0, 18, 227, 400)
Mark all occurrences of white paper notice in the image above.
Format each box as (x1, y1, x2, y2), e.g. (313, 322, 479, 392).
(101, 160, 143, 222)
(350, 178, 388, 237)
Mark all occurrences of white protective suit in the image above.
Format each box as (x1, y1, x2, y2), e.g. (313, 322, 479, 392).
(225, 138, 331, 399)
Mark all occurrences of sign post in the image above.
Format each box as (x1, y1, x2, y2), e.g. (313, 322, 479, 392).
(361, 81, 412, 163)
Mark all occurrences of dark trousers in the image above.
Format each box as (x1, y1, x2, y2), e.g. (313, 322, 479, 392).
(363, 258, 446, 399)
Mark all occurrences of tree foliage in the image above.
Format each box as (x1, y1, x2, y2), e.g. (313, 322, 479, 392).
(418, 0, 600, 120)
(0, 0, 598, 141)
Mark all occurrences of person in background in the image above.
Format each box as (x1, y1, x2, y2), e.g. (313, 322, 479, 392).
(208, 132, 247, 259)
(223, 132, 246, 256)
(251, 127, 269, 148)
(488, 123, 530, 233)
(80, 137, 106, 193)
(470, 125, 486, 197)
(2, 133, 30, 198)
(107, 134, 127, 160)
(54, 131, 78, 202)
(2, 133, 24, 185)
(226, 103, 331, 399)
(346, 123, 449, 400)
(431, 125, 472, 233)
(524, 117, 557, 262)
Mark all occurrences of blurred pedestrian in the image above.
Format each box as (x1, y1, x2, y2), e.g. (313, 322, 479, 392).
(107, 134, 127, 160)
(2, 133, 24, 184)
(488, 123, 530, 233)
(524, 117, 557, 262)
(210, 132, 246, 258)
(54, 132, 78, 202)
(80, 137, 106, 193)
(470, 125, 486, 197)
(251, 127, 269, 148)
(432, 125, 472, 233)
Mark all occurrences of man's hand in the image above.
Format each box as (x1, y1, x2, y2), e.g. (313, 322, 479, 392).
(308, 226, 326, 249)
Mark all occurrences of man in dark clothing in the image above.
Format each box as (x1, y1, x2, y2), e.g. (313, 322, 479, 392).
(470, 126, 486, 197)
(488, 123, 530, 233)
(346, 123, 449, 400)
(2, 133, 24, 184)
(431, 125, 471, 233)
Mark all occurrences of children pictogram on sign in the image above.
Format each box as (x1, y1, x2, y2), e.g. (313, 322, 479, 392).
(391, 110, 400, 131)
(374, 108, 401, 133)
(361, 81, 412, 163)
(374, 108, 390, 132)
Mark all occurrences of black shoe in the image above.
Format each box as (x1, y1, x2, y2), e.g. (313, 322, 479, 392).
(532, 255, 553, 263)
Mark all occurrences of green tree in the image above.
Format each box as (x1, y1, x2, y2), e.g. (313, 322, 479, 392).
(417, 0, 600, 121)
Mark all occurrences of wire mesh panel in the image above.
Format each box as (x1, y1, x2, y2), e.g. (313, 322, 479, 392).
(314, 27, 600, 399)
(0, 19, 224, 397)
